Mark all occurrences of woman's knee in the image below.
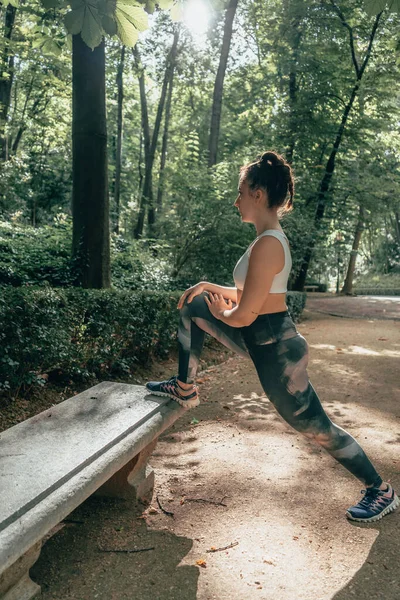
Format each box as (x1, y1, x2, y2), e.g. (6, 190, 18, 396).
(181, 291, 209, 318)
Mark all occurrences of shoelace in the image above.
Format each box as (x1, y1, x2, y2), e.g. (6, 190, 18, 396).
(358, 487, 384, 507)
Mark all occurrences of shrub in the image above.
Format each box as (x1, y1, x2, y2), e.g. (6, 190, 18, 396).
(0, 287, 180, 395)
(286, 291, 307, 322)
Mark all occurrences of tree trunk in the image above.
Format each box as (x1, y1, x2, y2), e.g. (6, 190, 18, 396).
(341, 205, 365, 295)
(208, 0, 239, 167)
(292, 9, 382, 291)
(147, 28, 179, 226)
(72, 34, 110, 289)
(285, 1, 303, 164)
(156, 55, 175, 212)
(133, 30, 179, 238)
(132, 45, 151, 239)
(114, 45, 125, 235)
(11, 79, 42, 155)
(0, 4, 17, 161)
(392, 211, 400, 244)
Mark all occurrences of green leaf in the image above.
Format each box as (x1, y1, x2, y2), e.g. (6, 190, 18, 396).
(32, 36, 46, 49)
(70, 0, 85, 9)
(42, 39, 62, 56)
(190, 418, 199, 425)
(363, 0, 388, 15)
(157, 0, 173, 8)
(41, 0, 61, 8)
(114, 0, 141, 5)
(144, 0, 156, 13)
(102, 15, 118, 36)
(115, 10, 140, 46)
(116, 3, 148, 31)
(64, 6, 85, 34)
(98, 0, 117, 15)
(81, 6, 104, 49)
(8, 0, 19, 7)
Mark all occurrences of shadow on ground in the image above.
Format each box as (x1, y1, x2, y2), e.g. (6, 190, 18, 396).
(31, 496, 199, 600)
(332, 516, 400, 600)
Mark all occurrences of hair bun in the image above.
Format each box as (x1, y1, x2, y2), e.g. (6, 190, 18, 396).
(260, 151, 282, 167)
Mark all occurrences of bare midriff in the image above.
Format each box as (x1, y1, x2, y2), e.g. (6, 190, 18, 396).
(236, 289, 287, 315)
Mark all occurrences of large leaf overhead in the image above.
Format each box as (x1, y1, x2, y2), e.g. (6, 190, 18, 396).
(115, 2, 148, 46)
(61, 0, 174, 49)
(81, 5, 104, 49)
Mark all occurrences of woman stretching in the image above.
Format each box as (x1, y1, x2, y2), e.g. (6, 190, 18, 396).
(146, 151, 399, 523)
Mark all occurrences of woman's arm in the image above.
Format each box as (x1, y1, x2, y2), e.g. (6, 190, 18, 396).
(201, 282, 238, 303)
(212, 236, 284, 327)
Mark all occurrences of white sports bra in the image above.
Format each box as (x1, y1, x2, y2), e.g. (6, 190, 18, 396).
(233, 229, 292, 294)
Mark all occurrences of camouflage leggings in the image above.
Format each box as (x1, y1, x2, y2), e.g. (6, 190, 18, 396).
(178, 291, 382, 487)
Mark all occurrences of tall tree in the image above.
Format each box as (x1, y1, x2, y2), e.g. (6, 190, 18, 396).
(133, 27, 179, 238)
(208, 0, 239, 167)
(60, 0, 151, 286)
(0, 2, 17, 160)
(72, 35, 110, 288)
(114, 44, 125, 235)
(293, 3, 383, 290)
(341, 204, 365, 294)
(156, 38, 177, 212)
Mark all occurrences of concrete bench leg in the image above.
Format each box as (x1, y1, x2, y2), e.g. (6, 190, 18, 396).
(94, 438, 158, 504)
(0, 541, 42, 600)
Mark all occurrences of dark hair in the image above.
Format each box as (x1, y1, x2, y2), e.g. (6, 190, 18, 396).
(240, 151, 294, 213)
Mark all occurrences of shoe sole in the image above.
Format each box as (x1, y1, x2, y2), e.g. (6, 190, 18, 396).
(346, 493, 400, 523)
(145, 387, 200, 409)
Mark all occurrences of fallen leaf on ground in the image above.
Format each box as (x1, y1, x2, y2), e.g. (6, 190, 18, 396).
(196, 559, 207, 568)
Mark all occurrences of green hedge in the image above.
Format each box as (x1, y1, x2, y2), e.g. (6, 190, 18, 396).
(286, 291, 307, 321)
(0, 287, 306, 396)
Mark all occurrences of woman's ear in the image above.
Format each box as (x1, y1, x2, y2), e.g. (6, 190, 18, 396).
(254, 187, 266, 206)
(254, 188, 262, 203)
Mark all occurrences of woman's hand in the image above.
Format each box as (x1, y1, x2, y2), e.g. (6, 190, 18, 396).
(204, 293, 233, 319)
(177, 282, 206, 309)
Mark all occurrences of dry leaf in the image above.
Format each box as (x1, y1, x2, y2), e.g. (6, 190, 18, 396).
(148, 507, 158, 514)
(378, 337, 388, 341)
(196, 559, 207, 568)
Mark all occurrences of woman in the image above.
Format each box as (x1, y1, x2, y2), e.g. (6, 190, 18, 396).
(146, 151, 399, 523)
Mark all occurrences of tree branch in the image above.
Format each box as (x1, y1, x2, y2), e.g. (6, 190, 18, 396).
(329, 0, 360, 77)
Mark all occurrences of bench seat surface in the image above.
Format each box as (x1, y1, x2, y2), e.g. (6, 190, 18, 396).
(0, 382, 169, 534)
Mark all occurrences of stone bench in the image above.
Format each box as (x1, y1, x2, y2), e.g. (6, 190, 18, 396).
(0, 381, 185, 600)
(304, 285, 319, 292)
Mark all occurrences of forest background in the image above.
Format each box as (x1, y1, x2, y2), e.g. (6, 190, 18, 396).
(0, 0, 399, 398)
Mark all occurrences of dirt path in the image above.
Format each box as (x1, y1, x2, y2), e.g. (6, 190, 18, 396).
(305, 293, 400, 321)
(30, 310, 400, 600)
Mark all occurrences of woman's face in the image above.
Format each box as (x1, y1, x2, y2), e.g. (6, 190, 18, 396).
(234, 177, 258, 223)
